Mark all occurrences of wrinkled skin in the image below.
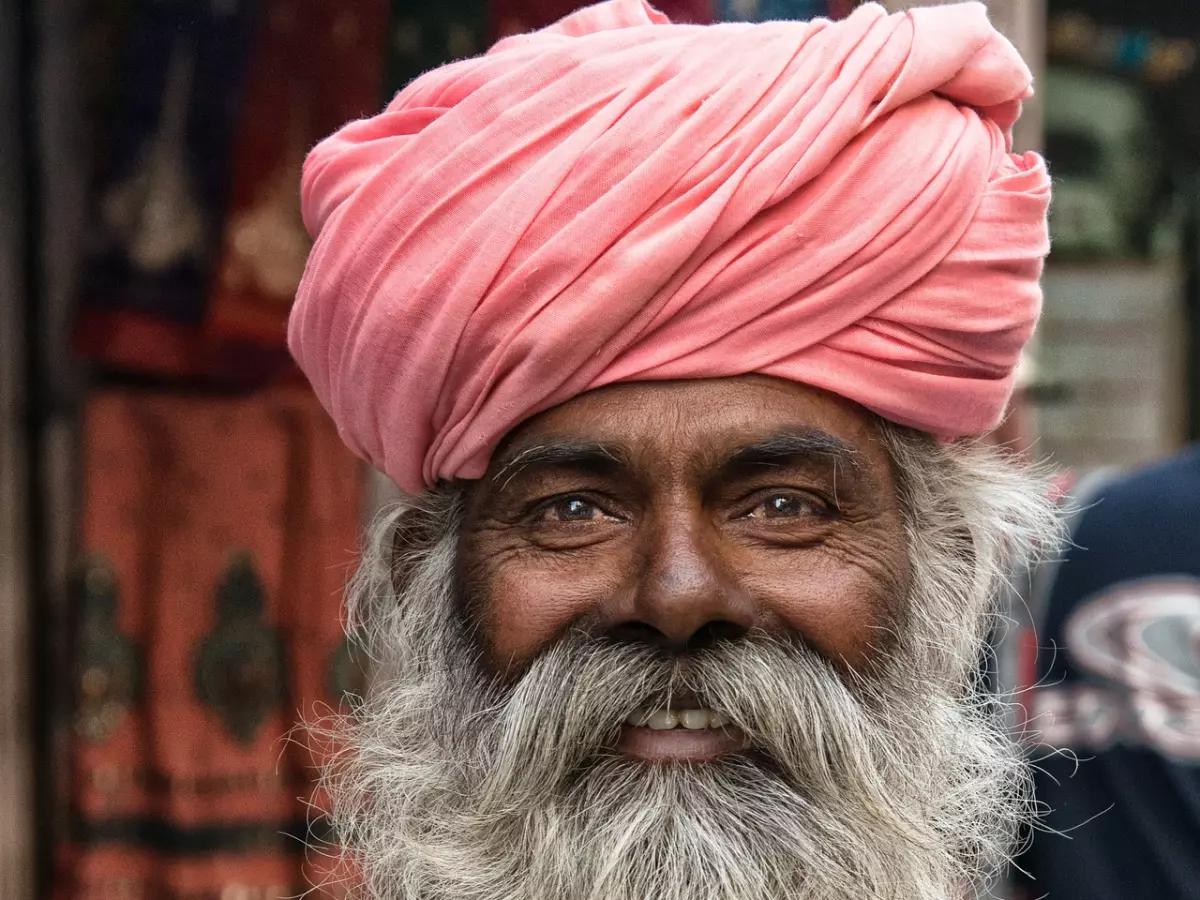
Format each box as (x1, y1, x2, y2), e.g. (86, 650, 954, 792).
(459, 376, 911, 680)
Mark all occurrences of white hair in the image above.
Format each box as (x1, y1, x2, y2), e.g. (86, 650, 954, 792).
(310, 422, 1062, 900)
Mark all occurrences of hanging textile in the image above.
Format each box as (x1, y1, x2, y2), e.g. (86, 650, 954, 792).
(204, 0, 389, 381)
(73, 0, 262, 379)
(75, 0, 387, 385)
(55, 388, 365, 900)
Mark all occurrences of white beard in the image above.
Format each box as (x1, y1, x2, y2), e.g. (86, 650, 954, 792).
(311, 431, 1061, 900)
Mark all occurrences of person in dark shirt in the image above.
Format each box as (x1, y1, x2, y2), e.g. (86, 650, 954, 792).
(1017, 444, 1200, 899)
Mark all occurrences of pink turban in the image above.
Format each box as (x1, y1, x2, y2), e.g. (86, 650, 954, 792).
(290, 0, 1050, 494)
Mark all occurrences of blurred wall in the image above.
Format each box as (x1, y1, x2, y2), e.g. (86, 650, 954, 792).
(1036, 263, 1186, 466)
(0, 0, 36, 895)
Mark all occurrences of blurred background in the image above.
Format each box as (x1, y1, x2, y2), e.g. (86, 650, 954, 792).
(2, 0, 1198, 898)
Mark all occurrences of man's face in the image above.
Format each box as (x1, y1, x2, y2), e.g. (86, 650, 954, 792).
(460, 376, 911, 761)
(327, 376, 1032, 900)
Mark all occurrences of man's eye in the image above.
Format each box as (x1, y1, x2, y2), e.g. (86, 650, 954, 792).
(537, 496, 606, 522)
(745, 493, 822, 519)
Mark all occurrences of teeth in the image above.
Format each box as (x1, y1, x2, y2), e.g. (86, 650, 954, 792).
(625, 708, 652, 726)
(678, 709, 710, 730)
(647, 709, 679, 730)
(626, 708, 729, 730)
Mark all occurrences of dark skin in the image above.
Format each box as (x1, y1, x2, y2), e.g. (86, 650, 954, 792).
(458, 375, 911, 680)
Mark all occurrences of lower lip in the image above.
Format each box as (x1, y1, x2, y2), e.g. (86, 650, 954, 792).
(616, 724, 749, 762)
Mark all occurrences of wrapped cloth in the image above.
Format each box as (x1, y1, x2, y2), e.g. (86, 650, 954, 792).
(290, 0, 1051, 494)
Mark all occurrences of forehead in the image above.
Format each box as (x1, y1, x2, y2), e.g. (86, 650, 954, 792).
(489, 375, 893, 479)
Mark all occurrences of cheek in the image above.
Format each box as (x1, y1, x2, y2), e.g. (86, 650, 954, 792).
(737, 530, 910, 670)
(474, 546, 633, 672)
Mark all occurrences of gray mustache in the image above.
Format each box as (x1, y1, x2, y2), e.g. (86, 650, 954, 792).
(465, 629, 878, 800)
(488, 627, 843, 722)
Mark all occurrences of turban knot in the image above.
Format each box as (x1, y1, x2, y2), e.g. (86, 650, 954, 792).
(290, 0, 1050, 493)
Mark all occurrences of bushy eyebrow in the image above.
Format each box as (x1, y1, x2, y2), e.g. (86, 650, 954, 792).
(489, 427, 862, 493)
(719, 428, 862, 475)
(490, 438, 628, 490)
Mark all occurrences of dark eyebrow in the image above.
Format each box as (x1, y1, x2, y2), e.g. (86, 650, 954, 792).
(720, 428, 862, 475)
(490, 438, 629, 490)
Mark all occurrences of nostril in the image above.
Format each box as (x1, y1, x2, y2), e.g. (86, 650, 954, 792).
(685, 620, 747, 652)
(608, 620, 748, 650)
(608, 621, 671, 648)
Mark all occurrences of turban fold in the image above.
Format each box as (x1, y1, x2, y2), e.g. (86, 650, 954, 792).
(290, 0, 1050, 494)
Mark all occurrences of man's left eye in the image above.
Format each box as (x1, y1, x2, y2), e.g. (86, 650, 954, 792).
(537, 496, 608, 522)
(744, 492, 823, 519)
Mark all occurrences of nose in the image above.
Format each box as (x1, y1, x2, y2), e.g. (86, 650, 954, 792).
(606, 512, 757, 651)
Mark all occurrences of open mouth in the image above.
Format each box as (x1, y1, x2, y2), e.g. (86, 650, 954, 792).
(617, 692, 749, 762)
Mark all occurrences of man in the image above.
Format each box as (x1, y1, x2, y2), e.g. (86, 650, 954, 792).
(288, 2, 1062, 898)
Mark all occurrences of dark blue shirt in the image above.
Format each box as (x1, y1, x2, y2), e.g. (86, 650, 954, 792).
(1019, 445, 1200, 900)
